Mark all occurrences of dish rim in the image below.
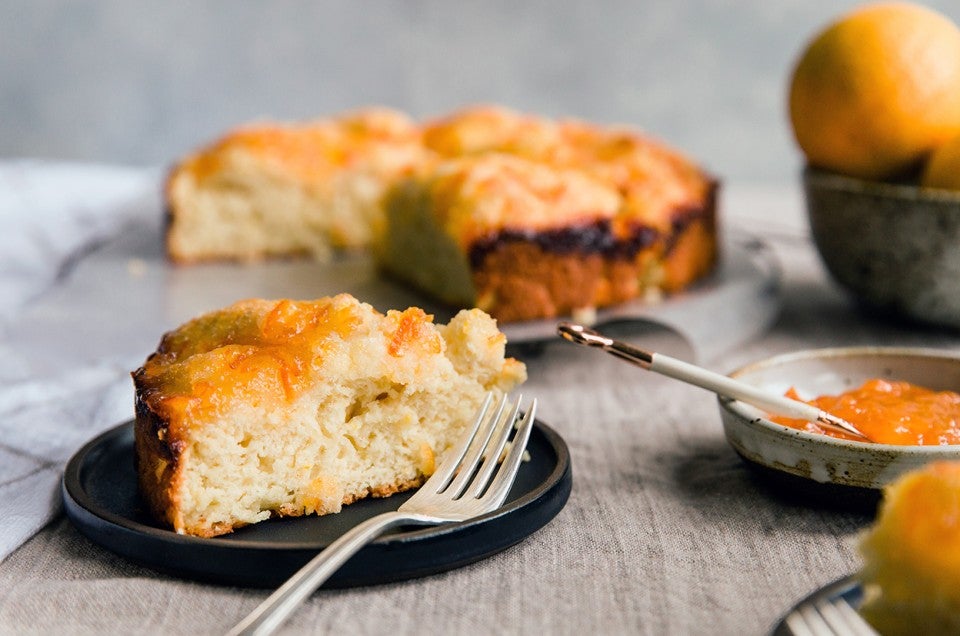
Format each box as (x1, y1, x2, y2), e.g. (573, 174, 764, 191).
(720, 345, 960, 453)
(62, 417, 571, 550)
(804, 166, 960, 204)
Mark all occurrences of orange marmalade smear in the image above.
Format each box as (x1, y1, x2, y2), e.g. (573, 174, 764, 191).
(773, 379, 960, 445)
(137, 296, 365, 425)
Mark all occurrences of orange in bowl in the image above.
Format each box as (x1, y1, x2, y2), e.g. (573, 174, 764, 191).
(789, 2, 960, 180)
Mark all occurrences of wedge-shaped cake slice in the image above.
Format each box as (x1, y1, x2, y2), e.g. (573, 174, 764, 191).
(132, 293, 525, 537)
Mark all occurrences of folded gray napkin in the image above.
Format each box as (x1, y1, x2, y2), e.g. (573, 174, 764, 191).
(0, 161, 155, 562)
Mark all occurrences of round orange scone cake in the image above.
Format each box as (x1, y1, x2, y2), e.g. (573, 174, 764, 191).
(132, 293, 526, 537)
(858, 461, 960, 635)
(165, 105, 718, 323)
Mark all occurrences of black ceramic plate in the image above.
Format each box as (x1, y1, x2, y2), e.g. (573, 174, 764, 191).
(771, 575, 864, 635)
(62, 420, 571, 588)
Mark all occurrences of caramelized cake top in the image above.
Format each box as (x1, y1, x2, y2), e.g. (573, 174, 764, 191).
(421, 105, 715, 231)
(134, 294, 525, 435)
(178, 108, 424, 185)
(417, 153, 621, 249)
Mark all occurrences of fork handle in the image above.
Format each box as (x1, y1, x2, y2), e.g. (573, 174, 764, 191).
(227, 510, 421, 636)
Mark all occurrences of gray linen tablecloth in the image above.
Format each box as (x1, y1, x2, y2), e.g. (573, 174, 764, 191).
(1, 161, 958, 635)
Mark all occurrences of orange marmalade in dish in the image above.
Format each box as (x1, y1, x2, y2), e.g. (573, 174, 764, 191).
(772, 379, 960, 445)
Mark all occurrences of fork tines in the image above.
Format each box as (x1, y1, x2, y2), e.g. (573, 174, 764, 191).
(430, 393, 536, 508)
(785, 596, 878, 636)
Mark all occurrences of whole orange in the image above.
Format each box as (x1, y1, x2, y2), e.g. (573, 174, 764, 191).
(922, 133, 960, 190)
(789, 2, 960, 180)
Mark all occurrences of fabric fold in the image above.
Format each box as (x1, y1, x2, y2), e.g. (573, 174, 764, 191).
(0, 161, 156, 563)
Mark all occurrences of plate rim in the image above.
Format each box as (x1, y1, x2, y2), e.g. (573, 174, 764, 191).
(62, 417, 571, 583)
(81, 217, 781, 348)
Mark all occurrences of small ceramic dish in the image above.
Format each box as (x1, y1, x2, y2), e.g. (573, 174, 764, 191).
(804, 168, 960, 329)
(718, 347, 960, 492)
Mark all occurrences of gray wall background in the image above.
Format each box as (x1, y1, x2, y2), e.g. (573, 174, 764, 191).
(4, 1, 959, 183)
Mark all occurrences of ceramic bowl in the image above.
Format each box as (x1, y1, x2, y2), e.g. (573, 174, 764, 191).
(804, 168, 960, 328)
(718, 347, 960, 491)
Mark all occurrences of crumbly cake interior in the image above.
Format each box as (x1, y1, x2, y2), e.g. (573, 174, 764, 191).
(858, 461, 960, 635)
(166, 108, 424, 262)
(133, 294, 525, 537)
(376, 178, 480, 308)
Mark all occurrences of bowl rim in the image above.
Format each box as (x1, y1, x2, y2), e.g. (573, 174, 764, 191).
(720, 346, 960, 454)
(804, 166, 960, 204)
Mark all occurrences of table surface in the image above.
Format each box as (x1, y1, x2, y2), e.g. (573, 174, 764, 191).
(2, 164, 958, 635)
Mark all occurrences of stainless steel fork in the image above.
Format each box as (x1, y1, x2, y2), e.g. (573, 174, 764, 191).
(784, 595, 878, 636)
(226, 392, 537, 636)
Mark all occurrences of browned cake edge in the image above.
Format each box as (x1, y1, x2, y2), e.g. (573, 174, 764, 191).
(132, 376, 194, 533)
(468, 183, 719, 322)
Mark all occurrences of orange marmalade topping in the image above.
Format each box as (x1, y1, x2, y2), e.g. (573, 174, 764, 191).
(134, 295, 453, 429)
(773, 379, 960, 445)
(387, 307, 441, 357)
(416, 105, 713, 237)
(188, 108, 420, 183)
(135, 296, 371, 425)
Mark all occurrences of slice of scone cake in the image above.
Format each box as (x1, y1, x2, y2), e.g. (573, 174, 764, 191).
(132, 293, 526, 537)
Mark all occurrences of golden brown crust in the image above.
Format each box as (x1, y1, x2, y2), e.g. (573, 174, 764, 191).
(132, 388, 183, 533)
(271, 475, 426, 519)
(350, 475, 426, 502)
(469, 199, 717, 322)
(661, 209, 719, 292)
